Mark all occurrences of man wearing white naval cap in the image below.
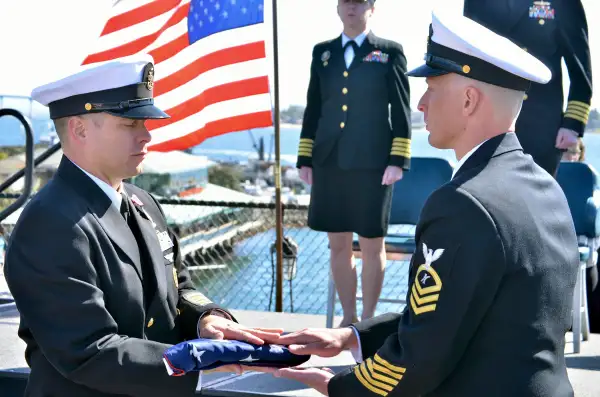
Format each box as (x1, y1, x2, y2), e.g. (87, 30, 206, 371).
(268, 10, 579, 397)
(3, 54, 283, 397)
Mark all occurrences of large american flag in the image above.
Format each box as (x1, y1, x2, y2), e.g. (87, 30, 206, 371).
(83, 0, 273, 152)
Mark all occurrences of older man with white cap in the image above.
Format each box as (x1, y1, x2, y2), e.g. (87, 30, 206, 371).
(3, 54, 283, 397)
(269, 10, 580, 397)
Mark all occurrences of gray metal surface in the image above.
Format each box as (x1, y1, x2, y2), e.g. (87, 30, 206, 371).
(1, 306, 599, 396)
(201, 352, 353, 396)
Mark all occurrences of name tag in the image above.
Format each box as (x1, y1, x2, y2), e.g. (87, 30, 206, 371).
(156, 230, 174, 252)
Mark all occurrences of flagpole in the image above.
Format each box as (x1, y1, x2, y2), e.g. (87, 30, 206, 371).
(271, 0, 284, 313)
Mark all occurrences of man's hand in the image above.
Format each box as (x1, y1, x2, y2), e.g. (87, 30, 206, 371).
(555, 128, 579, 149)
(275, 327, 358, 358)
(204, 364, 276, 375)
(299, 166, 313, 185)
(382, 166, 403, 185)
(199, 315, 284, 345)
(274, 367, 334, 396)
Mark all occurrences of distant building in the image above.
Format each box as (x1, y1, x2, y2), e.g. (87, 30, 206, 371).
(130, 151, 216, 198)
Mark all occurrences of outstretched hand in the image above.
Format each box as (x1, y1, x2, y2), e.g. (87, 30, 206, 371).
(274, 327, 358, 357)
(274, 367, 335, 396)
(198, 314, 284, 375)
(199, 314, 284, 345)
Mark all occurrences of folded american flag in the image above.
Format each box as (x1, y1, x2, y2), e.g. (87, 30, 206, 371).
(163, 338, 311, 375)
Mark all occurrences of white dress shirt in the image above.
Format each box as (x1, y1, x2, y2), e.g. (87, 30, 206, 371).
(451, 141, 485, 179)
(451, 133, 515, 179)
(341, 30, 369, 69)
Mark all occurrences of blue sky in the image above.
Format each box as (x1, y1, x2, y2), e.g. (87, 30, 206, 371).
(0, 0, 598, 113)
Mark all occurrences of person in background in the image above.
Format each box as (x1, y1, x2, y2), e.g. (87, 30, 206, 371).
(464, 0, 593, 177)
(561, 138, 585, 162)
(560, 137, 600, 334)
(296, 0, 412, 327)
(270, 11, 579, 397)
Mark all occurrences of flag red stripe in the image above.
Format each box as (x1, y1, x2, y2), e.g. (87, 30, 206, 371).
(82, 3, 189, 65)
(148, 111, 273, 151)
(101, 0, 183, 36)
(148, 76, 270, 129)
(154, 41, 266, 96)
(149, 32, 189, 64)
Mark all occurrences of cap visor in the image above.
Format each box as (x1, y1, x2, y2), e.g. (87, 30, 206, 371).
(406, 64, 449, 77)
(107, 104, 170, 120)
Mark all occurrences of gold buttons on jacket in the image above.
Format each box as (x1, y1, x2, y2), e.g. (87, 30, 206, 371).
(523, 94, 528, 100)
(147, 318, 154, 328)
(539, 19, 545, 25)
(342, 87, 348, 94)
(340, 122, 345, 128)
(342, 105, 348, 111)
(522, 47, 528, 52)
(343, 71, 349, 77)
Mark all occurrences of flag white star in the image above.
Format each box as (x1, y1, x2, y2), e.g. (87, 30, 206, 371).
(191, 346, 206, 363)
(239, 354, 259, 363)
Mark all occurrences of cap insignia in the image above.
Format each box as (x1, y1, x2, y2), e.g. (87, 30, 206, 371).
(143, 64, 155, 91)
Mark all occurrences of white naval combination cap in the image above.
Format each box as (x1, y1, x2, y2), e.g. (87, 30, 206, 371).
(31, 54, 170, 120)
(407, 10, 552, 91)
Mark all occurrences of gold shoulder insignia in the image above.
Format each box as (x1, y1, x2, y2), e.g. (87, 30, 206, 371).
(410, 243, 444, 315)
(183, 292, 212, 307)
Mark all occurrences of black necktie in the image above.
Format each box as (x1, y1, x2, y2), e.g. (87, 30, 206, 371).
(120, 192, 155, 307)
(120, 193, 130, 223)
(344, 40, 358, 52)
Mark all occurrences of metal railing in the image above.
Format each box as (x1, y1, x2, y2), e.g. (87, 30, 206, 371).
(0, 193, 412, 317)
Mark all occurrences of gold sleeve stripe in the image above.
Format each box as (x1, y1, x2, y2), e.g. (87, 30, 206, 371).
(567, 100, 591, 111)
(410, 284, 439, 305)
(359, 364, 394, 391)
(373, 354, 406, 374)
(565, 101, 591, 124)
(391, 138, 411, 157)
(564, 110, 589, 124)
(390, 149, 411, 157)
(369, 359, 404, 380)
(354, 367, 389, 396)
(298, 138, 313, 157)
(366, 359, 401, 385)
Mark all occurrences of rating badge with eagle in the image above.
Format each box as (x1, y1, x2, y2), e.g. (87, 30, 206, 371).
(409, 243, 444, 315)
